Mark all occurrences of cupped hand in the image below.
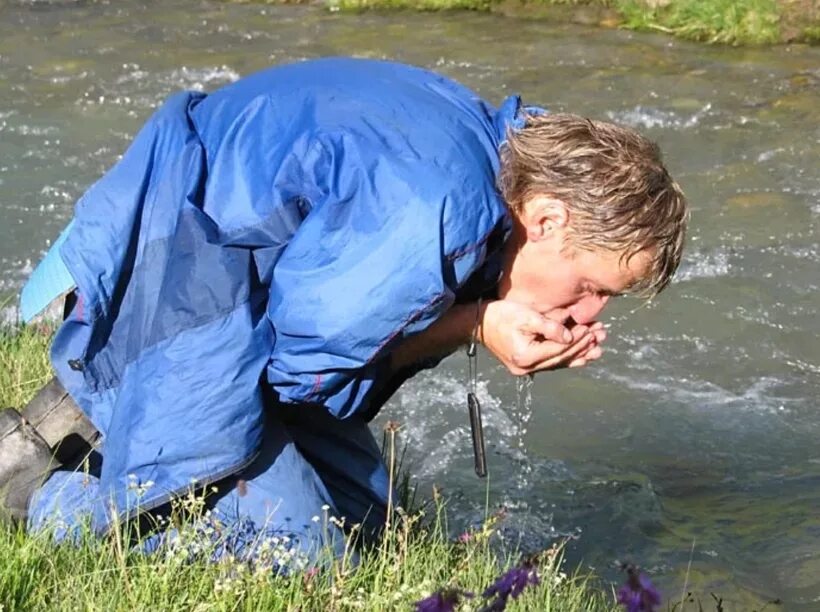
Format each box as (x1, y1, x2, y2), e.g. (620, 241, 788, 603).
(478, 299, 606, 376)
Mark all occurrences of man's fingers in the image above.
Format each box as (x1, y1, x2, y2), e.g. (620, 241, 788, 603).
(522, 315, 572, 344)
(515, 332, 587, 368)
(569, 325, 605, 346)
(581, 344, 603, 361)
(494, 306, 609, 374)
(569, 324, 590, 342)
(527, 333, 595, 371)
(518, 322, 603, 369)
(567, 342, 604, 368)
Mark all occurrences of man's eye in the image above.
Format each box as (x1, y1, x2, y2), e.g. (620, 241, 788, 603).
(590, 285, 622, 298)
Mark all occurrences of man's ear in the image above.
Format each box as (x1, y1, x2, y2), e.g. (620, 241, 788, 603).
(521, 196, 569, 242)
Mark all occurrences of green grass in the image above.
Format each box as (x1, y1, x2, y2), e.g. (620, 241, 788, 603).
(801, 24, 820, 43)
(331, 0, 494, 11)
(0, 326, 616, 611)
(0, 324, 54, 409)
(616, 0, 781, 45)
(229, 0, 820, 45)
(0, 508, 617, 611)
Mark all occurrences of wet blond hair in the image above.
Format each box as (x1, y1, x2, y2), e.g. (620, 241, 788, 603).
(499, 112, 689, 296)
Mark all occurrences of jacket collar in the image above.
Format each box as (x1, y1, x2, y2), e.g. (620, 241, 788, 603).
(493, 94, 548, 144)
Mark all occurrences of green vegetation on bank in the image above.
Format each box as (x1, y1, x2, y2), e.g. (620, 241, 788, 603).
(0, 514, 615, 611)
(616, 0, 781, 44)
(0, 324, 53, 409)
(231, 0, 819, 45)
(0, 325, 615, 611)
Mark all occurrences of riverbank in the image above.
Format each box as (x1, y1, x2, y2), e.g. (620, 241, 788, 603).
(0, 326, 616, 611)
(230, 0, 819, 45)
(0, 515, 613, 611)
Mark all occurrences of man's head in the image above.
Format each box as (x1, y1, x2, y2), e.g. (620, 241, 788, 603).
(497, 112, 688, 325)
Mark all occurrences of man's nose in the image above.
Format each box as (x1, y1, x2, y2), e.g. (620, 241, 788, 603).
(569, 294, 609, 325)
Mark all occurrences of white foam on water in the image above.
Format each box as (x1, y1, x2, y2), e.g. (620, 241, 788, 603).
(165, 66, 242, 92)
(673, 247, 730, 282)
(14, 0, 85, 5)
(434, 58, 475, 69)
(83, 65, 241, 111)
(383, 370, 518, 478)
(380, 367, 558, 479)
(115, 64, 150, 85)
(601, 371, 796, 415)
(18, 258, 33, 277)
(606, 104, 712, 130)
(13, 124, 59, 136)
(759, 242, 820, 259)
(726, 304, 791, 331)
(0, 255, 34, 295)
(780, 356, 820, 376)
(378, 367, 580, 513)
(376, 367, 665, 556)
(0, 304, 21, 327)
(757, 148, 785, 163)
(48, 71, 89, 85)
(39, 184, 75, 204)
(432, 57, 504, 82)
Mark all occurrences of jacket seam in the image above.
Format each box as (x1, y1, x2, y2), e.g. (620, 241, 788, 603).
(301, 291, 449, 401)
(369, 292, 448, 363)
(444, 225, 495, 262)
(304, 373, 323, 402)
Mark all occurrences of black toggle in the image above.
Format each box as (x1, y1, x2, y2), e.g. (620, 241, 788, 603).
(467, 391, 487, 478)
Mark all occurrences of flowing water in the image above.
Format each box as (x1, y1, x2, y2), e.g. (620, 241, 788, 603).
(1, 1, 819, 608)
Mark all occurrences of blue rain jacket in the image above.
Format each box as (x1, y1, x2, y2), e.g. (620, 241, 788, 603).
(27, 58, 532, 531)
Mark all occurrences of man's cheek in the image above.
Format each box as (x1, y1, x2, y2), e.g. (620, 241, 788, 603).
(498, 288, 538, 309)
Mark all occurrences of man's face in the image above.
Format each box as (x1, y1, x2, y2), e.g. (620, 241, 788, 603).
(497, 197, 652, 327)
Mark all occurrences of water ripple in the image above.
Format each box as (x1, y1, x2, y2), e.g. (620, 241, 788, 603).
(607, 104, 712, 130)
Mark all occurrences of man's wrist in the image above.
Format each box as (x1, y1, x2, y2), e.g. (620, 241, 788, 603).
(389, 301, 481, 373)
(475, 299, 492, 346)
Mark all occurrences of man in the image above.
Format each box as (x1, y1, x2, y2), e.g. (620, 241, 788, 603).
(2, 57, 687, 561)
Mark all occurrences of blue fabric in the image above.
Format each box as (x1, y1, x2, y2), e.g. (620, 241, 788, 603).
(19, 221, 76, 323)
(25, 57, 530, 536)
(29, 401, 388, 566)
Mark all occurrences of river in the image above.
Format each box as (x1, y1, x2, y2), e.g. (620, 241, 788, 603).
(1, 1, 818, 609)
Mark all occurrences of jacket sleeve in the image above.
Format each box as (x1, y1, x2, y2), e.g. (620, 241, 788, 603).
(264, 132, 496, 419)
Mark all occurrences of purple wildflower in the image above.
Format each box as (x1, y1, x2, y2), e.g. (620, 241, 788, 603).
(415, 588, 472, 612)
(616, 565, 662, 612)
(479, 561, 541, 611)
